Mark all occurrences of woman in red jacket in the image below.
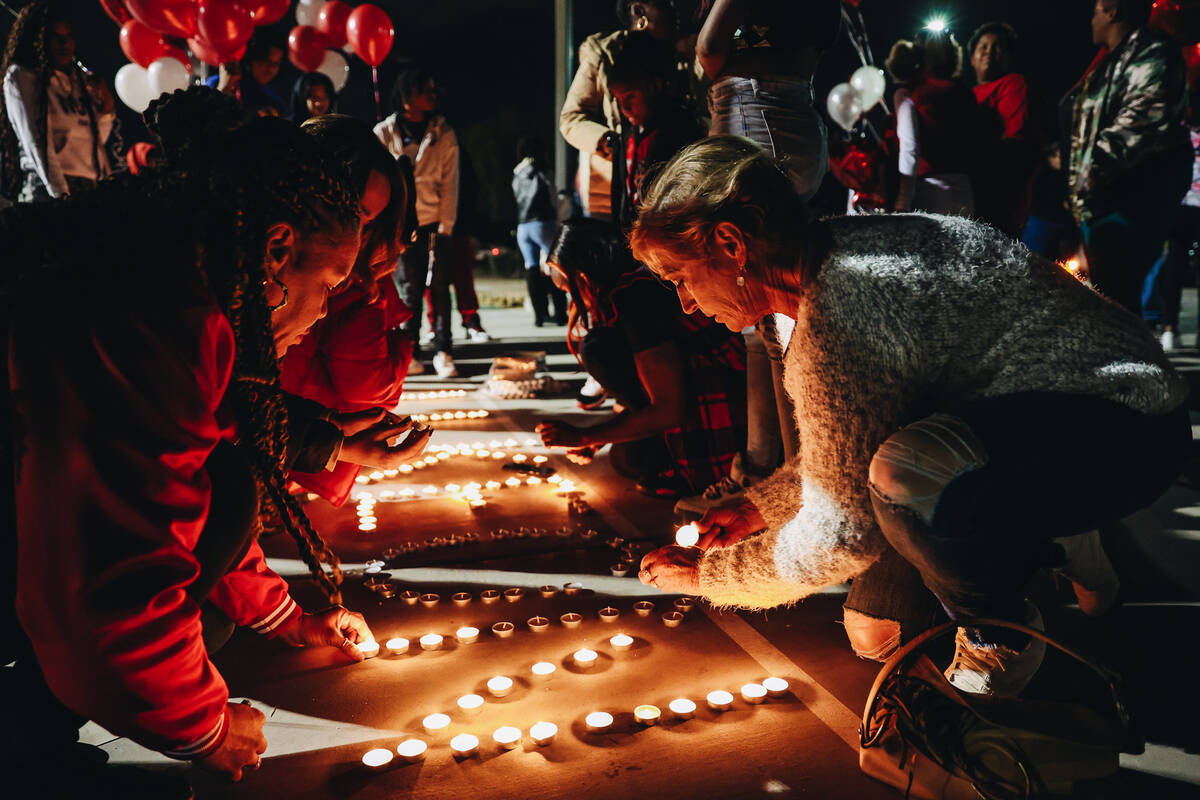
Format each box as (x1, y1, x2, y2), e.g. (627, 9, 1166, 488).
(0, 89, 423, 793)
(281, 114, 417, 507)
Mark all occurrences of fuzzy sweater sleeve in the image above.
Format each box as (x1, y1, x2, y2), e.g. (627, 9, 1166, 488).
(743, 455, 803, 531)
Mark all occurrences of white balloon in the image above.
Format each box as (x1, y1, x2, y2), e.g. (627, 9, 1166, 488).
(295, 0, 322, 27)
(114, 63, 154, 113)
(147, 56, 190, 99)
(317, 49, 349, 93)
(826, 82, 863, 133)
(850, 66, 886, 111)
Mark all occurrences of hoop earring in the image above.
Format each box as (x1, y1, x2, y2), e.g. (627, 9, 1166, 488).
(265, 277, 289, 311)
(634, 15, 649, 31)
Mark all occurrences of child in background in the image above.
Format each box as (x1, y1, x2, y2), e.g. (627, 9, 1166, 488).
(513, 134, 568, 327)
(292, 72, 336, 123)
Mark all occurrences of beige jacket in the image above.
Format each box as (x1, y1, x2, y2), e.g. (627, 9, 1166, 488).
(374, 112, 459, 234)
(559, 30, 626, 219)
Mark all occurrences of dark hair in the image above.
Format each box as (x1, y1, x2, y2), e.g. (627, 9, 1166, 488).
(292, 72, 337, 123)
(0, 1, 102, 200)
(517, 135, 544, 164)
(389, 68, 435, 114)
(885, 29, 963, 83)
(967, 21, 1018, 62)
(608, 30, 675, 89)
(547, 218, 636, 355)
(300, 114, 406, 299)
(615, 0, 677, 29)
(1100, 0, 1153, 28)
(242, 28, 286, 65)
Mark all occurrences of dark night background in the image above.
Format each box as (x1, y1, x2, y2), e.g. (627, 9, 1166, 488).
(1, 0, 1102, 243)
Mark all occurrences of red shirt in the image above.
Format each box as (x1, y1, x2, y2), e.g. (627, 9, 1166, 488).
(8, 273, 300, 759)
(973, 73, 1033, 141)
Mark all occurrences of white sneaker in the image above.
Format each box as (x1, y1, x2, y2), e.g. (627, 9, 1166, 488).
(674, 475, 747, 516)
(579, 375, 603, 397)
(945, 600, 1046, 697)
(433, 351, 458, 378)
(1161, 328, 1179, 352)
(1054, 530, 1119, 616)
(407, 359, 425, 375)
(467, 327, 491, 342)
(420, 330, 435, 345)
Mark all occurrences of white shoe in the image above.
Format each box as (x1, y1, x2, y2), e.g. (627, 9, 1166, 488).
(674, 475, 747, 516)
(945, 600, 1046, 697)
(407, 359, 425, 375)
(579, 375, 603, 397)
(420, 330, 435, 345)
(467, 327, 491, 342)
(1161, 328, 1179, 352)
(433, 351, 458, 378)
(1054, 530, 1119, 616)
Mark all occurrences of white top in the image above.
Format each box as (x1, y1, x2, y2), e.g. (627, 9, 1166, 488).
(373, 112, 459, 234)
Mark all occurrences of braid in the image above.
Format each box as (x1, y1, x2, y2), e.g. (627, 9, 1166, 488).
(0, 1, 52, 198)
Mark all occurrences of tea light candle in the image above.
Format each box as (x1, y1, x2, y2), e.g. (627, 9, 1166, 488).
(503, 587, 525, 603)
(386, 637, 409, 655)
(598, 607, 620, 623)
(609, 633, 633, 652)
(358, 523, 377, 532)
(485, 480, 502, 490)
(505, 438, 519, 447)
(422, 713, 451, 732)
(356, 640, 380, 658)
(419, 633, 444, 651)
(573, 648, 598, 669)
(452, 592, 472, 606)
(421, 486, 437, 495)
(532, 455, 548, 464)
(401, 590, 421, 605)
(661, 612, 684, 628)
(419, 593, 440, 608)
(456, 694, 485, 716)
(455, 626, 480, 644)
(531, 661, 556, 678)
(539, 585, 558, 598)
(633, 601, 655, 617)
(358, 516, 377, 525)
(444, 484, 461, 493)
(547, 475, 563, 484)
(525, 476, 542, 485)
(559, 612, 582, 629)
(362, 747, 394, 770)
(763, 677, 790, 697)
(369, 471, 385, 481)
(740, 683, 767, 704)
(487, 676, 514, 697)
(396, 738, 427, 763)
(511, 453, 527, 463)
(491, 621, 515, 639)
(481, 589, 501, 604)
(450, 733, 479, 757)
(529, 721, 557, 746)
(675, 523, 701, 548)
(669, 698, 697, 719)
(634, 704, 661, 726)
(562, 582, 583, 595)
(492, 726, 522, 750)
(585, 711, 613, 732)
(610, 564, 630, 577)
(706, 690, 734, 711)
(673, 597, 696, 614)
(526, 616, 550, 633)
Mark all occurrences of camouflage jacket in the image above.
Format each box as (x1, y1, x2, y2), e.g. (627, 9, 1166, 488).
(1068, 28, 1189, 224)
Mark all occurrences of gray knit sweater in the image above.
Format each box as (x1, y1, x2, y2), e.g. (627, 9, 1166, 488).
(697, 213, 1188, 609)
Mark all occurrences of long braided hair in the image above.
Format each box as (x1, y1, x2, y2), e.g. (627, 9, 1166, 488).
(0, 0, 104, 199)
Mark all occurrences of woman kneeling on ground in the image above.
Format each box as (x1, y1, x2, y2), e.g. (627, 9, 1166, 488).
(536, 218, 747, 499)
(634, 135, 1189, 697)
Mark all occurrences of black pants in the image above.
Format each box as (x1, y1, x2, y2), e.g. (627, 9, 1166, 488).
(0, 441, 259, 752)
(395, 224, 452, 355)
(867, 393, 1190, 630)
(1154, 205, 1200, 330)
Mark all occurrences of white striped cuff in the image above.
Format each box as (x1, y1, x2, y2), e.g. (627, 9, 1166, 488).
(164, 711, 227, 759)
(250, 595, 299, 636)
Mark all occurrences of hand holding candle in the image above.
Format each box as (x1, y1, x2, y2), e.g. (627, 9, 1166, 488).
(693, 500, 767, 550)
(638, 546, 702, 595)
(277, 606, 373, 662)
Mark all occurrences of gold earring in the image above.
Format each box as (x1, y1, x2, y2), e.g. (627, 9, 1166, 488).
(736, 272, 745, 287)
(635, 15, 649, 31)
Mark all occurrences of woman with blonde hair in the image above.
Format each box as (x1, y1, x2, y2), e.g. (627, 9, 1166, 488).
(633, 135, 1188, 697)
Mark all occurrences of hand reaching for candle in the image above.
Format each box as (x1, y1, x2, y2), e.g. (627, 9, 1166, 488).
(195, 701, 267, 781)
(694, 499, 766, 550)
(278, 606, 374, 662)
(537, 421, 588, 449)
(638, 545, 702, 595)
(337, 410, 432, 469)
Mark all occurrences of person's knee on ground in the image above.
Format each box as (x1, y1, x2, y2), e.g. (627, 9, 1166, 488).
(842, 608, 901, 662)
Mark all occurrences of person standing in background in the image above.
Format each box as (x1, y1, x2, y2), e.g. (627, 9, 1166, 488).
(375, 68, 461, 379)
(207, 30, 287, 118)
(513, 134, 568, 328)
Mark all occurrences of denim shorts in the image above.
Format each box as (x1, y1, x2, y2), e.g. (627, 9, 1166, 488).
(708, 75, 829, 201)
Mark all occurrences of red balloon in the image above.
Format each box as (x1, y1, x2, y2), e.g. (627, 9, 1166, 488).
(247, 0, 288, 26)
(163, 45, 193, 72)
(120, 18, 171, 67)
(1151, 0, 1200, 45)
(345, 4, 393, 67)
(126, 0, 198, 39)
(188, 34, 241, 66)
(317, 0, 352, 49)
(100, 0, 133, 25)
(288, 25, 329, 73)
(197, 0, 254, 63)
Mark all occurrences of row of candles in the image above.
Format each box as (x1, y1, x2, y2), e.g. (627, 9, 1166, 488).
(360, 676, 792, 769)
(354, 442, 549, 486)
(397, 389, 470, 401)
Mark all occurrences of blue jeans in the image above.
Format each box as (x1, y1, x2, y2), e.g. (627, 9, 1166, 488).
(517, 220, 567, 323)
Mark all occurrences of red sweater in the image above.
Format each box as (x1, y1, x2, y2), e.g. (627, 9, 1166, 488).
(8, 274, 300, 759)
(280, 280, 412, 506)
(973, 73, 1033, 141)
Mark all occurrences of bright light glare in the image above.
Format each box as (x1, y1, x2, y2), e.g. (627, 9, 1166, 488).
(924, 17, 947, 32)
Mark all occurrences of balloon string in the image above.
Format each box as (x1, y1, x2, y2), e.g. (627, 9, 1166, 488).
(372, 66, 381, 121)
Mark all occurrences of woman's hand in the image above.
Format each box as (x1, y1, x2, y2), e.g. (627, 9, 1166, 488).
(638, 545, 702, 595)
(84, 75, 115, 115)
(277, 606, 374, 662)
(536, 421, 588, 449)
(336, 410, 433, 469)
(195, 701, 267, 781)
(695, 499, 766, 550)
(216, 61, 241, 95)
